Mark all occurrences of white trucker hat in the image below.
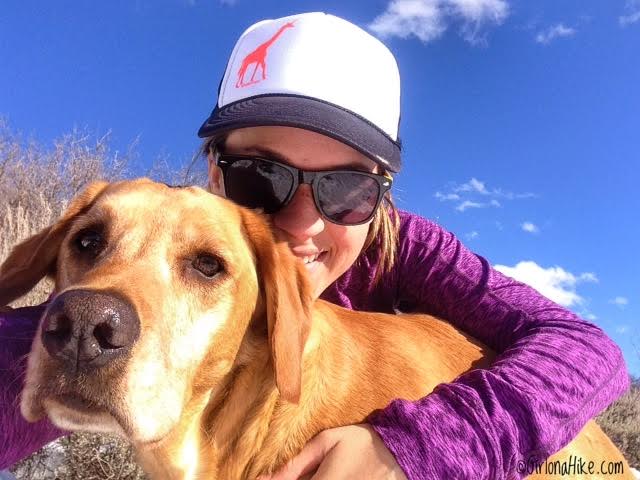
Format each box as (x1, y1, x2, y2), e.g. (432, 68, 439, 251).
(198, 12, 402, 172)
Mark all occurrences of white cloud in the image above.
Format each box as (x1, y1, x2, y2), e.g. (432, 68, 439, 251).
(453, 198, 500, 211)
(369, 0, 509, 45)
(456, 200, 485, 211)
(521, 222, 539, 234)
(435, 192, 461, 201)
(494, 260, 597, 307)
(535, 23, 576, 44)
(579, 272, 598, 283)
(610, 296, 629, 308)
(436, 178, 533, 213)
(466, 230, 479, 240)
(620, 0, 640, 26)
(456, 177, 489, 194)
(616, 325, 630, 334)
(370, 0, 446, 43)
(620, 11, 640, 25)
(585, 313, 598, 321)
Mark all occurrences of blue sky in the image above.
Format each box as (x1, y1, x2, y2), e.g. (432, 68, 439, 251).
(1, 0, 638, 376)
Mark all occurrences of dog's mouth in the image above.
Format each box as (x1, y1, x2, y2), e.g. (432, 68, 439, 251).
(40, 388, 176, 446)
(25, 346, 185, 445)
(53, 393, 108, 415)
(43, 390, 131, 436)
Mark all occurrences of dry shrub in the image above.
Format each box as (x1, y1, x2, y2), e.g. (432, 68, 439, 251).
(10, 435, 147, 480)
(0, 119, 131, 308)
(0, 119, 206, 308)
(596, 377, 640, 468)
(0, 196, 59, 306)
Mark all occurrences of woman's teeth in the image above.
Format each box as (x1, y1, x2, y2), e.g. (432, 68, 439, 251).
(303, 253, 321, 264)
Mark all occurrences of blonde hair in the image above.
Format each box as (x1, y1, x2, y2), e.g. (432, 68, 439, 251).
(201, 136, 400, 285)
(364, 191, 400, 285)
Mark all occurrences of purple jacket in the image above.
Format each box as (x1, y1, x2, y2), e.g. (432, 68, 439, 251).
(0, 210, 629, 478)
(0, 305, 63, 468)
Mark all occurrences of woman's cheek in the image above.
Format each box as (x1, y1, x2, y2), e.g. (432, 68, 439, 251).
(328, 223, 370, 276)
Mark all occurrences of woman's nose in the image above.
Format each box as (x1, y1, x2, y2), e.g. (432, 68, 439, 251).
(273, 185, 325, 241)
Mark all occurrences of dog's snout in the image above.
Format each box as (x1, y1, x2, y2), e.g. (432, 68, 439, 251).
(41, 289, 140, 372)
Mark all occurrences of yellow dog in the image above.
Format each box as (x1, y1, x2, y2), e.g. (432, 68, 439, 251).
(0, 179, 632, 479)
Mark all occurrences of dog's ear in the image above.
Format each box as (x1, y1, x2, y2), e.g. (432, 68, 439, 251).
(0, 181, 109, 306)
(240, 209, 313, 404)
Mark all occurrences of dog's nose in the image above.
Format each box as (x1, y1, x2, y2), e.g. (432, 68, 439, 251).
(41, 289, 140, 373)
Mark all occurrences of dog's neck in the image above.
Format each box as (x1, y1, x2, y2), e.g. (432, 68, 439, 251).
(203, 340, 285, 478)
(134, 316, 319, 479)
(133, 300, 466, 480)
(133, 343, 273, 478)
(131, 300, 356, 480)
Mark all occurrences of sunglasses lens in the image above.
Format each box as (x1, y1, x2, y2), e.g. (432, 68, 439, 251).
(224, 159, 294, 213)
(317, 173, 380, 224)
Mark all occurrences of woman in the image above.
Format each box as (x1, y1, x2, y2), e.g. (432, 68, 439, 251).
(0, 12, 629, 480)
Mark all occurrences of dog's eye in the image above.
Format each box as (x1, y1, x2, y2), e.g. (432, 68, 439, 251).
(192, 255, 222, 278)
(74, 229, 104, 256)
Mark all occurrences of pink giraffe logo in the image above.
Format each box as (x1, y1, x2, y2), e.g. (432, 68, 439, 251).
(235, 21, 296, 88)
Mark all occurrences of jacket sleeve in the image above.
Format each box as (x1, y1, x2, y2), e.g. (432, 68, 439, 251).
(367, 216, 630, 480)
(0, 306, 65, 469)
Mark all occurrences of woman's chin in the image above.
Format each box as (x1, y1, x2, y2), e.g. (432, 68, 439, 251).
(303, 254, 329, 297)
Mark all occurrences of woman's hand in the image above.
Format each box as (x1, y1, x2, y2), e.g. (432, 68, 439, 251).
(258, 424, 408, 480)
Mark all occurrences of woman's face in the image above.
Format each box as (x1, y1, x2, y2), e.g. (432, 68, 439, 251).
(208, 126, 378, 298)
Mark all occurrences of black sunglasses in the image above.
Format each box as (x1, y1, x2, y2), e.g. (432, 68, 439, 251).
(215, 154, 392, 226)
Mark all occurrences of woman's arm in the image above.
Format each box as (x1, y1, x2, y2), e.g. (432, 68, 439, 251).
(367, 213, 630, 479)
(0, 306, 64, 469)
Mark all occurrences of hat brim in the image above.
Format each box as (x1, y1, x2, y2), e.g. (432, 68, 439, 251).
(197, 94, 401, 172)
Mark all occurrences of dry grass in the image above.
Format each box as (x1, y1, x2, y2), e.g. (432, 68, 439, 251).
(0, 119, 205, 309)
(597, 377, 640, 468)
(1, 121, 638, 477)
